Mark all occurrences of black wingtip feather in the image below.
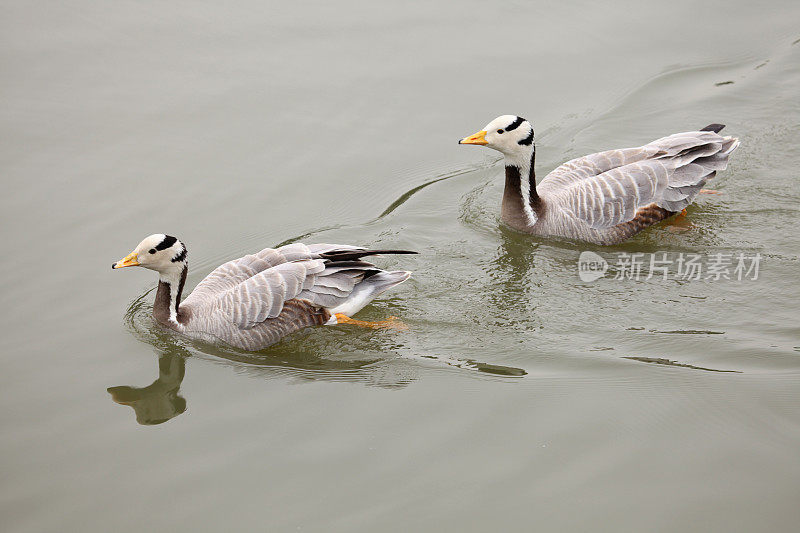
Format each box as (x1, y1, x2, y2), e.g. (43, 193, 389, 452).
(321, 260, 376, 269)
(318, 249, 418, 261)
(700, 123, 725, 133)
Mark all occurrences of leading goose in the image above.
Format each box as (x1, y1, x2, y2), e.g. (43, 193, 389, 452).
(459, 115, 739, 245)
(113, 235, 415, 351)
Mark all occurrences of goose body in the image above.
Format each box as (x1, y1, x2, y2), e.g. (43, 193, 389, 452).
(460, 116, 739, 245)
(113, 235, 414, 351)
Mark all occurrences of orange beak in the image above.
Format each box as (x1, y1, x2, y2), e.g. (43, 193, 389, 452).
(112, 251, 139, 269)
(459, 130, 488, 146)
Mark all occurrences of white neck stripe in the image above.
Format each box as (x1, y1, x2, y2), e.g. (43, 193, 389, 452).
(510, 148, 537, 226)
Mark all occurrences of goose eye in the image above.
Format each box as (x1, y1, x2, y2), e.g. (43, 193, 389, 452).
(149, 249, 156, 254)
(497, 129, 504, 134)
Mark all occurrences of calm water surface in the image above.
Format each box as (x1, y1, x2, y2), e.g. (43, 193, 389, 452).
(2, 1, 799, 531)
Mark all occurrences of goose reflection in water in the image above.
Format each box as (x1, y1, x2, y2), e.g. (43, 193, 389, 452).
(109, 322, 427, 426)
(109, 340, 527, 426)
(108, 338, 425, 426)
(111, 288, 527, 425)
(475, 228, 544, 331)
(108, 353, 187, 426)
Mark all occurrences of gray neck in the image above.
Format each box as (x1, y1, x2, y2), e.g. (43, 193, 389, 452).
(154, 264, 188, 328)
(501, 149, 540, 229)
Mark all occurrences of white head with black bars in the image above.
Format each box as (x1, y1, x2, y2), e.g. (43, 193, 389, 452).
(460, 115, 539, 226)
(112, 234, 187, 275)
(113, 234, 189, 326)
(459, 115, 535, 168)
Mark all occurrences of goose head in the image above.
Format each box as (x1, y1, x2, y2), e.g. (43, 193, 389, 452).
(112, 234, 187, 275)
(459, 115, 535, 167)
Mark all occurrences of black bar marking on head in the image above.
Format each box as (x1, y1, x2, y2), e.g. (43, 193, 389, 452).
(155, 235, 178, 251)
(518, 129, 534, 145)
(171, 247, 187, 263)
(505, 116, 525, 132)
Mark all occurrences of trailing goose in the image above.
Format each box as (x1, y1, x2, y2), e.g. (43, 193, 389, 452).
(459, 115, 739, 244)
(112, 235, 415, 351)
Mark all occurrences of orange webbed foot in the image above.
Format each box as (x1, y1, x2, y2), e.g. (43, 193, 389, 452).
(334, 313, 409, 331)
(666, 208, 693, 233)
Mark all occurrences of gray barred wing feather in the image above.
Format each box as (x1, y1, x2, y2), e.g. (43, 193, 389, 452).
(183, 243, 365, 307)
(557, 159, 670, 228)
(538, 146, 661, 194)
(218, 260, 327, 329)
(545, 130, 738, 229)
(183, 248, 290, 306)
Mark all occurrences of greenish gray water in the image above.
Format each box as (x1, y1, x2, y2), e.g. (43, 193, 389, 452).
(2, 1, 800, 531)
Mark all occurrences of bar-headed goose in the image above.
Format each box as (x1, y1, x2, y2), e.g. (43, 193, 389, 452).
(113, 234, 415, 351)
(460, 115, 739, 244)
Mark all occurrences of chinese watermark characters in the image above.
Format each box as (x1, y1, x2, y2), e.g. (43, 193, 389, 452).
(578, 251, 761, 282)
